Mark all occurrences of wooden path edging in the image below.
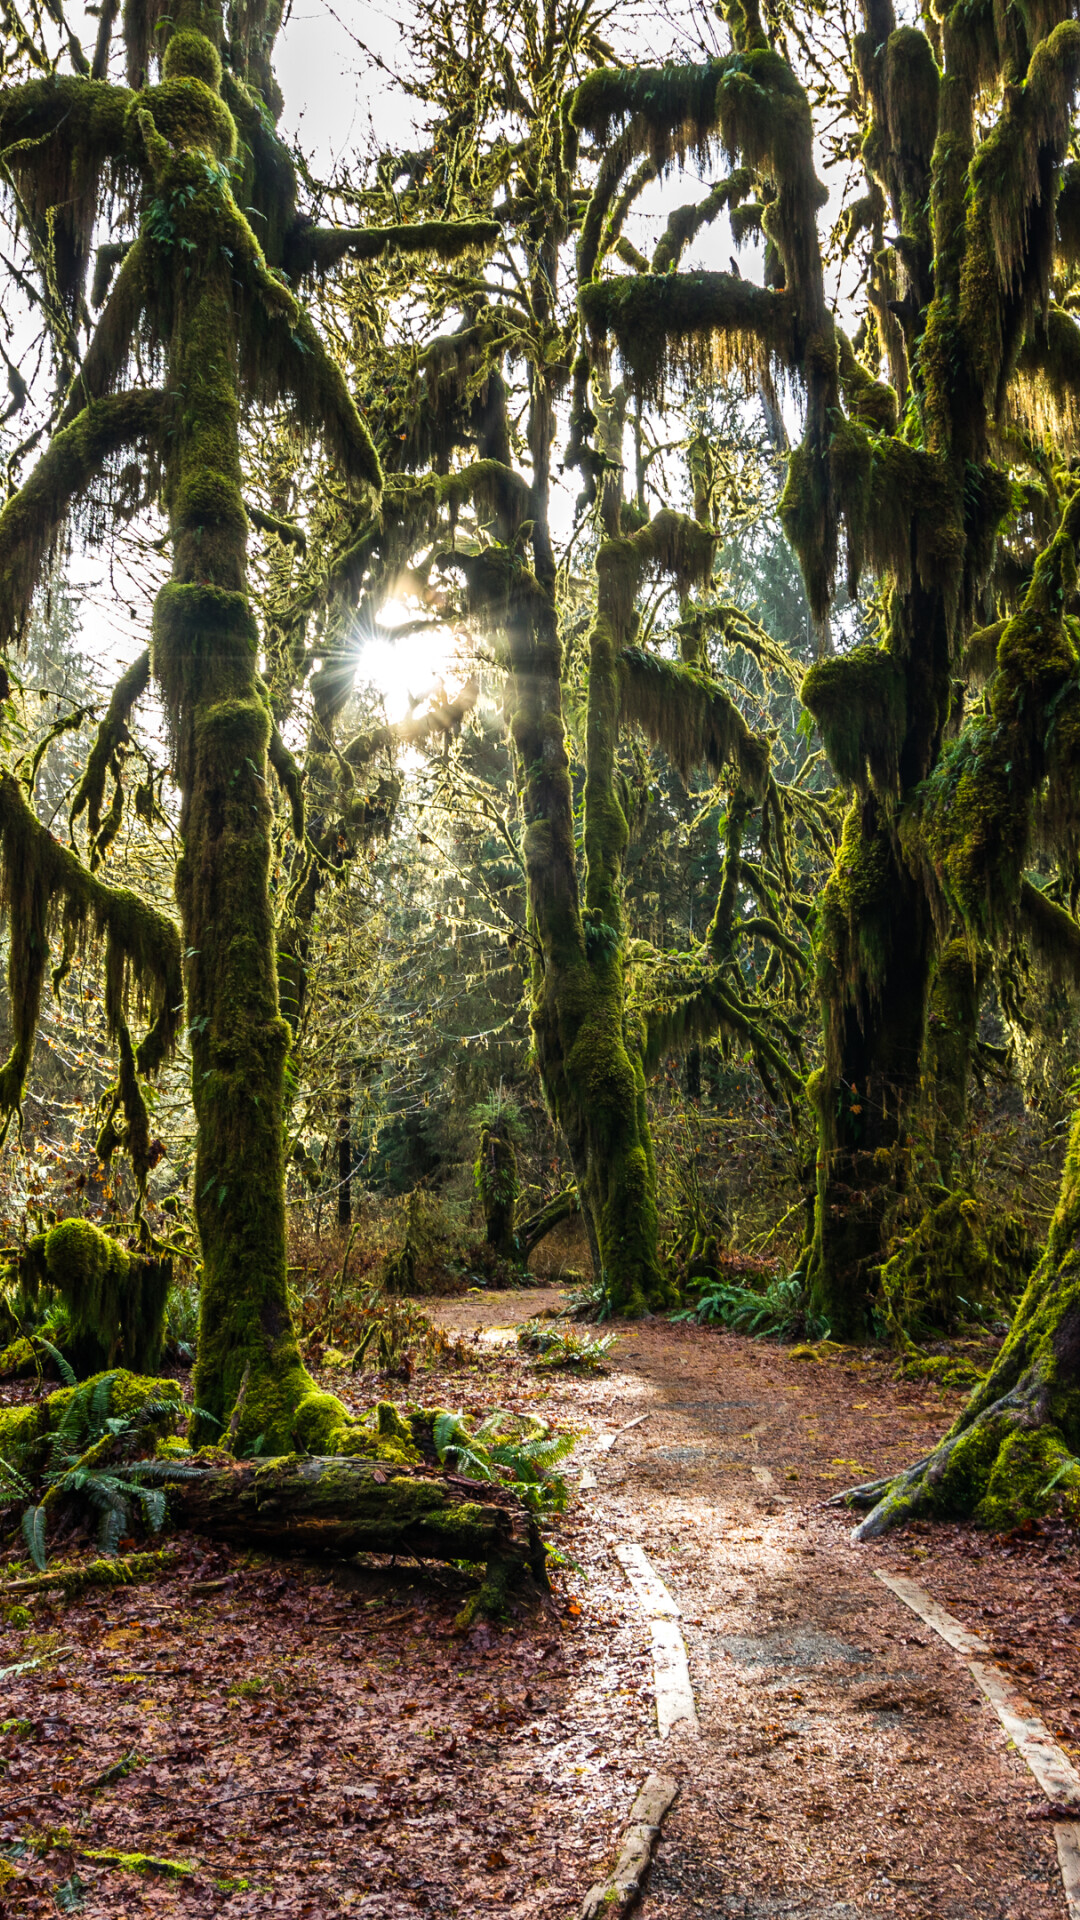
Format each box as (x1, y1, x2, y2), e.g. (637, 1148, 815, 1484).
(876, 1569, 1080, 1916)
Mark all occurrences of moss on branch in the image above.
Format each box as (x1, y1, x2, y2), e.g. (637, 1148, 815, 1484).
(619, 646, 769, 791)
(284, 218, 501, 279)
(802, 644, 907, 797)
(69, 648, 151, 861)
(0, 768, 181, 1177)
(580, 270, 796, 399)
(0, 391, 166, 650)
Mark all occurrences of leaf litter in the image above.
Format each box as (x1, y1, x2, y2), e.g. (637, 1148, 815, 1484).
(0, 1283, 1077, 1916)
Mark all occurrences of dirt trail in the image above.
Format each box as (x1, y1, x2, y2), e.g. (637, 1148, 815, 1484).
(431, 1288, 1073, 1919)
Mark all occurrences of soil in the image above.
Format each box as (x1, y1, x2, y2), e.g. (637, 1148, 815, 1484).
(2, 1290, 1077, 1917)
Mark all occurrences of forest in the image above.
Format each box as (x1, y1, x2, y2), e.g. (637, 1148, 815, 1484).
(4, 0, 1080, 1910)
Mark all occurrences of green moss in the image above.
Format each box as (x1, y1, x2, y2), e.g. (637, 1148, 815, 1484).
(581, 271, 796, 402)
(285, 219, 500, 278)
(0, 391, 166, 653)
(879, 1192, 997, 1337)
(898, 1352, 985, 1387)
(475, 1124, 519, 1258)
(0, 1370, 181, 1474)
(81, 1848, 195, 1878)
(34, 1217, 170, 1372)
(619, 647, 769, 792)
(0, 770, 182, 1187)
(0, 1335, 39, 1377)
(0, 1401, 44, 1473)
(973, 1426, 1080, 1531)
(162, 28, 222, 87)
(802, 644, 906, 796)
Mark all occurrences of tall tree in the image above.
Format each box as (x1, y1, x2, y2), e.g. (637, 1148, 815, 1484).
(315, 0, 819, 1312)
(0, 0, 493, 1446)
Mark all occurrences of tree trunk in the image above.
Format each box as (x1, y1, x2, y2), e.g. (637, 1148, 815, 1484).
(160, 1453, 549, 1619)
(926, 936, 982, 1185)
(147, 15, 322, 1453)
(475, 1124, 518, 1257)
(805, 803, 935, 1339)
(337, 1067, 353, 1229)
(847, 1101, 1080, 1538)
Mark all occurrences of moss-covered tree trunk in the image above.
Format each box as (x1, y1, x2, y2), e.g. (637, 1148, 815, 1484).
(140, 13, 321, 1450)
(850, 1103, 1080, 1537)
(475, 1123, 519, 1258)
(162, 1452, 549, 1602)
(805, 803, 936, 1338)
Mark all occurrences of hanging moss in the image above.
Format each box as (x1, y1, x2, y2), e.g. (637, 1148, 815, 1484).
(580, 271, 796, 402)
(904, 495, 1080, 939)
(69, 648, 150, 861)
(802, 645, 907, 797)
(0, 392, 166, 652)
(882, 28, 940, 176)
(651, 174, 749, 273)
(1057, 160, 1080, 259)
(0, 769, 181, 1179)
(619, 647, 769, 791)
(284, 218, 501, 278)
(0, 75, 136, 318)
(570, 61, 722, 172)
(963, 618, 1006, 688)
(1011, 303, 1080, 451)
(20, 1217, 170, 1372)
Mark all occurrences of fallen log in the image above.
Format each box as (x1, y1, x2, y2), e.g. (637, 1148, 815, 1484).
(142, 1453, 549, 1623)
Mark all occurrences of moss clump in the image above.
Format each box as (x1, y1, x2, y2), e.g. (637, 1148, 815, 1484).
(879, 1193, 997, 1338)
(21, 1217, 171, 1373)
(898, 1351, 985, 1388)
(973, 1426, 1080, 1531)
(0, 1401, 44, 1473)
(802, 644, 907, 796)
(0, 1335, 39, 1377)
(0, 1370, 182, 1475)
(81, 1848, 195, 1878)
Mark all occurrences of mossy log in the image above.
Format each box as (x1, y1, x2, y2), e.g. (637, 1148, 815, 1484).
(157, 1454, 549, 1617)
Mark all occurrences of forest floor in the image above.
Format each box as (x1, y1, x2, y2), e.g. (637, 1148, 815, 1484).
(3, 1289, 1080, 1917)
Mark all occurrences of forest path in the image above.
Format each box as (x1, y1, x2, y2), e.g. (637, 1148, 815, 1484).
(430, 1288, 1072, 1919)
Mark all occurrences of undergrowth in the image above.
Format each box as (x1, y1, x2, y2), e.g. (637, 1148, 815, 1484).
(515, 1319, 616, 1369)
(429, 1408, 576, 1513)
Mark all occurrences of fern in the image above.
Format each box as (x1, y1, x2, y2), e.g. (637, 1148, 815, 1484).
(431, 1407, 575, 1512)
(35, 1337, 76, 1387)
(516, 1319, 615, 1369)
(98, 1506, 123, 1556)
(21, 1503, 47, 1571)
(0, 1455, 32, 1501)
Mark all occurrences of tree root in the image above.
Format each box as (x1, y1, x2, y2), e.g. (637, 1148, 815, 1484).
(846, 1386, 1080, 1540)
